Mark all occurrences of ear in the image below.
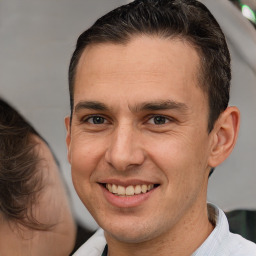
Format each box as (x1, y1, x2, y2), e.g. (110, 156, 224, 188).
(208, 106, 240, 168)
(65, 116, 72, 164)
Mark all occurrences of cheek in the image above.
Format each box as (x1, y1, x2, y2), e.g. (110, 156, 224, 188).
(70, 136, 105, 176)
(145, 135, 194, 172)
(145, 133, 209, 186)
(70, 145, 95, 198)
(71, 151, 99, 194)
(69, 136, 107, 202)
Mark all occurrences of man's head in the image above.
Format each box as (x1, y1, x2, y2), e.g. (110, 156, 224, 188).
(66, 0, 240, 253)
(68, 0, 231, 132)
(0, 98, 76, 255)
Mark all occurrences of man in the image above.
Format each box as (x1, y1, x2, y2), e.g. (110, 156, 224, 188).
(0, 98, 76, 255)
(65, 0, 256, 255)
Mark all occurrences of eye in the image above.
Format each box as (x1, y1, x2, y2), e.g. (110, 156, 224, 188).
(85, 116, 107, 124)
(148, 115, 170, 125)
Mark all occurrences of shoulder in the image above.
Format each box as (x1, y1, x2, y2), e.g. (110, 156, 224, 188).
(221, 232, 256, 256)
(199, 204, 256, 256)
(72, 229, 106, 256)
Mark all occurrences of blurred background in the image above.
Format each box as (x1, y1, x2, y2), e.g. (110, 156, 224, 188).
(0, 0, 255, 234)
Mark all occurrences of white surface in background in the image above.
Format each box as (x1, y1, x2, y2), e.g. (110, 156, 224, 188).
(0, 0, 255, 230)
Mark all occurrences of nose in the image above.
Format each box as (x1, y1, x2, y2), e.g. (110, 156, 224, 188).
(104, 124, 145, 171)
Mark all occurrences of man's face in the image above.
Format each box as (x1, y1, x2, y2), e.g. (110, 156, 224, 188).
(66, 36, 214, 243)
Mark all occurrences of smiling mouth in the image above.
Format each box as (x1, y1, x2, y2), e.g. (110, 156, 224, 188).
(102, 183, 159, 196)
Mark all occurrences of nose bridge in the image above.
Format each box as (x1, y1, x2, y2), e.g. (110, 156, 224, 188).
(105, 121, 145, 171)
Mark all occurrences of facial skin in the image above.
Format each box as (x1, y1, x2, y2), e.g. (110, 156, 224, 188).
(66, 36, 239, 255)
(0, 136, 76, 256)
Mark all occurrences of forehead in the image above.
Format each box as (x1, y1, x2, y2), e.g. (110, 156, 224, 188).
(74, 36, 205, 108)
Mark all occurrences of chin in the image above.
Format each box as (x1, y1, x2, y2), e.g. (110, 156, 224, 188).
(102, 220, 159, 244)
(107, 231, 151, 244)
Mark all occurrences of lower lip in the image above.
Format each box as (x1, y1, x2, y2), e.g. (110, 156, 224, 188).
(101, 185, 157, 208)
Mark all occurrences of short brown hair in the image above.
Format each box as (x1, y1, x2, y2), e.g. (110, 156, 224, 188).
(68, 0, 230, 132)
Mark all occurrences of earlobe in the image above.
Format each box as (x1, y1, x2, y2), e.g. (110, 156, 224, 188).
(208, 106, 240, 168)
(65, 116, 72, 163)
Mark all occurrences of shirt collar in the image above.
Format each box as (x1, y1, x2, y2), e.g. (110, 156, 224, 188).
(192, 203, 230, 256)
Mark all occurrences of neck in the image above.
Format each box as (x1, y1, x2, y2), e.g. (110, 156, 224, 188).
(105, 203, 214, 256)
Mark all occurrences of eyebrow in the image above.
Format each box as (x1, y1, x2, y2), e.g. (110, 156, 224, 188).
(131, 100, 189, 113)
(74, 101, 108, 113)
(74, 99, 189, 114)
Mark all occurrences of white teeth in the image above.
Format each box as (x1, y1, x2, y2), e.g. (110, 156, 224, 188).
(106, 183, 155, 196)
(126, 185, 135, 196)
(107, 184, 112, 193)
(112, 184, 118, 193)
(134, 185, 142, 194)
(117, 185, 126, 195)
(141, 184, 147, 193)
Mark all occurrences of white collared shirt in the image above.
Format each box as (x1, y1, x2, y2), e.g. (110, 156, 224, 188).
(73, 204, 256, 256)
(192, 204, 256, 255)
